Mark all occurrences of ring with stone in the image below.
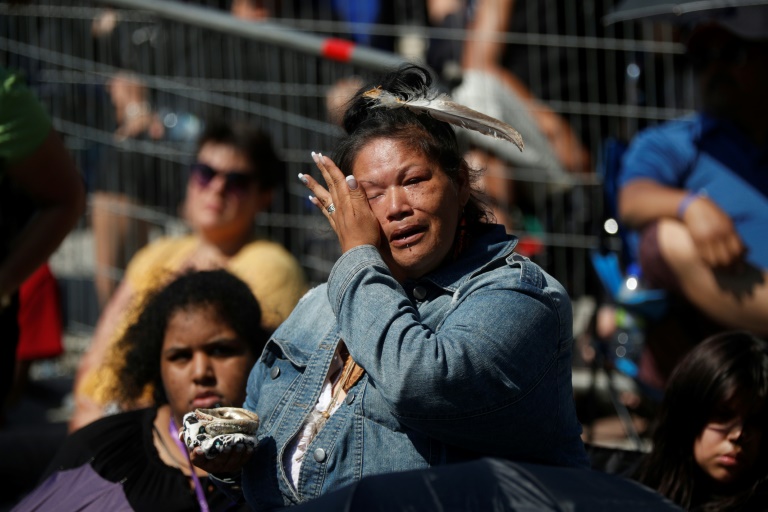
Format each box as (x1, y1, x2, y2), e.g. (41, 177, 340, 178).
(326, 203, 336, 214)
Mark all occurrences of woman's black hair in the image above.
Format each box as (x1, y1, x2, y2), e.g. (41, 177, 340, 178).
(333, 64, 492, 228)
(113, 269, 268, 407)
(196, 120, 284, 191)
(635, 330, 768, 510)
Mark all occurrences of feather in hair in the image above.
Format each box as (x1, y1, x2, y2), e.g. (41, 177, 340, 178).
(363, 87, 524, 152)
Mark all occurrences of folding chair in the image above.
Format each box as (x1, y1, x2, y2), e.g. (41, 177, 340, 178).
(584, 137, 668, 449)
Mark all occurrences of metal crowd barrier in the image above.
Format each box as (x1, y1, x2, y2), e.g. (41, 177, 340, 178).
(0, 0, 697, 345)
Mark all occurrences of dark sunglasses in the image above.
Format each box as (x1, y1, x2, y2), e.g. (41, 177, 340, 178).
(189, 162, 256, 195)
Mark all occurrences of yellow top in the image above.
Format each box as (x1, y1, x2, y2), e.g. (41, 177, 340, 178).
(78, 235, 308, 406)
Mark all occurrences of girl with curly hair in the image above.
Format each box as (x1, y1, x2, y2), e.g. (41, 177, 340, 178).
(17, 269, 266, 511)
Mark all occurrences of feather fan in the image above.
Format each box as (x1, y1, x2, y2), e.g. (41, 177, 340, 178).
(363, 87, 524, 152)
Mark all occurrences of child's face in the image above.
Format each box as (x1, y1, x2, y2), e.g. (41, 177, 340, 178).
(160, 305, 256, 427)
(694, 405, 763, 485)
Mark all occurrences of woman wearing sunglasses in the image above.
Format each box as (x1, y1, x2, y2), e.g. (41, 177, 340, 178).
(70, 121, 308, 432)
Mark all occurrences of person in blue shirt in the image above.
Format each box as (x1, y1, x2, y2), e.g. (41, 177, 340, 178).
(617, 15, 768, 380)
(188, 64, 588, 510)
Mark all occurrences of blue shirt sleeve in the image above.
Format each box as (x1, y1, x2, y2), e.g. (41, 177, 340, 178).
(618, 119, 697, 190)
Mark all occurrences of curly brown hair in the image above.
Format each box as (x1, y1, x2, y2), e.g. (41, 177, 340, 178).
(112, 269, 268, 407)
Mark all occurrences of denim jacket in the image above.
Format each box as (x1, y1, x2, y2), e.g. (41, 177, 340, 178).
(241, 225, 588, 510)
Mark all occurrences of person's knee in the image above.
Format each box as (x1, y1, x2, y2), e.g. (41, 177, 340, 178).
(637, 219, 696, 293)
(655, 219, 699, 265)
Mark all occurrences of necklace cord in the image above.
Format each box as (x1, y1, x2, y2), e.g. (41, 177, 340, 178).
(170, 417, 210, 512)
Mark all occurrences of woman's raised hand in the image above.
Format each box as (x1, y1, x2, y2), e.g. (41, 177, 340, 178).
(300, 152, 381, 254)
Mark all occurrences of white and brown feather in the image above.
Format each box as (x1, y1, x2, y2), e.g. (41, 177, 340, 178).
(363, 87, 524, 152)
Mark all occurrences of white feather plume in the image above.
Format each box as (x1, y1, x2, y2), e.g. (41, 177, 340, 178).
(363, 87, 524, 152)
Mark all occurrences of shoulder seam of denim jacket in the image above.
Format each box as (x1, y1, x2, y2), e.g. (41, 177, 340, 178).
(505, 258, 568, 336)
(448, 245, 516, 290)
(507, 256, 544, 289)
(428, 228, 518, 289)
(426, 244, 516, 291)
(438, 261, 551, 331)
(544, 282, 570, 347)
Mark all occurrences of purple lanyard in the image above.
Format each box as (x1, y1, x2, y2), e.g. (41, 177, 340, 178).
(169, 417, 210, 512)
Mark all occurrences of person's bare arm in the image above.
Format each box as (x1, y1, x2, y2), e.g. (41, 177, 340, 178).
(654, 219, 767, 335)
(0, 129, 85, 298)
(620, 179, 745, 268)
(461, 0, 591, 173)
(618, 179, 688, 228)
(107, 73, 164, 141)
(461, 0, 515, 71)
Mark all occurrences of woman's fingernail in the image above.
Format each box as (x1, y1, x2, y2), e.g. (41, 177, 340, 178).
(346, 175, 358, 190)
(298, 173, 308, 184)
(310, 151, 318, 163)
(309, 195, 316, 204)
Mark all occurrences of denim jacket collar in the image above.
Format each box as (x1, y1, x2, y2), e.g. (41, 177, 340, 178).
(410, 224, 518, 293)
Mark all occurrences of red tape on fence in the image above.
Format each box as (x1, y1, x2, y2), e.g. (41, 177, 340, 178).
(322, 38, 355, 62)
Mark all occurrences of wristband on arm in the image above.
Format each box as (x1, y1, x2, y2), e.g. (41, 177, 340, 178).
(676, 190, 705, 220)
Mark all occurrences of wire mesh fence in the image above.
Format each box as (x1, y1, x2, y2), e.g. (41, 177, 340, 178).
(1, 0, 698, 339)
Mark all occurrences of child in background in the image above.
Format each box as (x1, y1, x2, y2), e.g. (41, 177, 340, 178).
(14, 269, 264, 511)
(634, 331, 768, 511)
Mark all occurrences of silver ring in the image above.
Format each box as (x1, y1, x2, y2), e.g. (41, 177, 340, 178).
(326, 203, 336, 214)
